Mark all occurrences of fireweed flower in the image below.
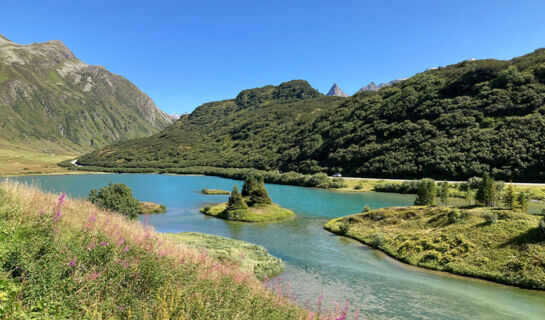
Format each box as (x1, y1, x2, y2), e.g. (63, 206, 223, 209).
(124, 246, 130, 252)
(88, 241, 96, 250)
(100, 241, 107, 246)
(58, 193, 66, 206)
(53, 210, 62, 222)
(68, 258, 77, 267)
(118, 237, 124, 246)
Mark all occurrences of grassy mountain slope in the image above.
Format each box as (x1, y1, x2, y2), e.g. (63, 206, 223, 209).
(0, 180, 306, 319)
(0, 34, 172, 157)
(78, 49, 545, 181)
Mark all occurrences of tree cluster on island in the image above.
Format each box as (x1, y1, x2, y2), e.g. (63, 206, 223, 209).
(227, 176, 272, 212)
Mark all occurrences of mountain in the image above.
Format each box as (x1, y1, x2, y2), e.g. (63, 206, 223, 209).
(326, 83, 348, 97)
(357, 79, 406, 93)
(77, 80, 344, 170)
(78, 48, 545, 181)
(0, 34, 172, 155)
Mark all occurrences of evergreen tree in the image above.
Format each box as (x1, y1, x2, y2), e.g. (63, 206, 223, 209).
(440, 181, 449, 206)
(249, 176, 272, 206)
(363, 204, 371, 212)
(226, 185, 247, 211)
(502, 183, 517, 210)
(476, 173, 496, 207)
(517, 192, 529, 213)
(241, 176, 258, 197)
(414, 179, 436, 206)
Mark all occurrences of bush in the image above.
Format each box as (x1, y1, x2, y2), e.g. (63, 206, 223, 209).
(483, 211, 498, 224)
(370, 232, 385, 248)
(354, 183, 363, 190)
(89, 183, 140, 219)
(362, 204, 371, 212)
(538, 217, 545, 239)
(448, 209, 465, 224)
(414, 179, 436, 206)
(339, 220, 350, 234)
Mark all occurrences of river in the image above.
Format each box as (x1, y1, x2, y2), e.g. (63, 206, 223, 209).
(10, 174, 545, 319)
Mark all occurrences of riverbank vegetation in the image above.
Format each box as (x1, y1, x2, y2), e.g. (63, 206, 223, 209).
(325, 205, 545, 289)
(202, 188, 231, 195)
(201, 177, 295, 222)
(165, 232, 284, 280)
(0, 180, 310, 319)
(89, 182, 166, 218)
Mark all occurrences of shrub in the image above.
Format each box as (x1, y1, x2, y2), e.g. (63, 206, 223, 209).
(414, 179, 436, 206)
(483, 211, 498, 224)
(538, 217, 545, 239)
(339, 220, 350, 234)
(362, 204, 371, 212)
(354, 183, 363, 190)
(448, 209, 465, 224)
(89, 183, 140, 219)
(370, 232, 385, 248)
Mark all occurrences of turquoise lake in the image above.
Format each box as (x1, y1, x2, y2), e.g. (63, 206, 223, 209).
(10, 174, 545, 319)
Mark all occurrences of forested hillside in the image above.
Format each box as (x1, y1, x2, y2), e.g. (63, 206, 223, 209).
(78, 49, 545, 181)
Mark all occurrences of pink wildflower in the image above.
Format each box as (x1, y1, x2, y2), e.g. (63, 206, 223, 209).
(68, 257, 77, 267)
(100, 241, 107, 246)
(53, 210, 62, 222)
(118, 237, 124, 246)
(39, 209, 45, 216)
(124, 246, 130, 252)
(58, 193, 66, 206)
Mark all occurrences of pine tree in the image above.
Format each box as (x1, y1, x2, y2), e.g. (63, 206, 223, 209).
(226, 185, 247, 211)
(476, 173, 496, 207)
(517, 192, 529, 213)
(414, 179, 436, 206)
(249, 176, 272, 206)
(241, 176, 258, 197)
(502, 183, 517, 210)
(363, 204, 371, 212)
(440, 181, 449, 206)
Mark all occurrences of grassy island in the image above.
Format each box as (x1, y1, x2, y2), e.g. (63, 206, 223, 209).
(165, 232, 284, 280)
(202, 188, 231, 195)
(325, 205, 545, 290)
(139, 201, 166, 214)
(200, 176, 295, 223)
(201, 203, 294, 222)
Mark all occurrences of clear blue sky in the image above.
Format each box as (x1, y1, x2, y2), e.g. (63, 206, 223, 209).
(2, 0, 545, 114)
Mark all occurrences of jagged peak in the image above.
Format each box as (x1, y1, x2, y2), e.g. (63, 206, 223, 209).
(326, 83, 348, 97)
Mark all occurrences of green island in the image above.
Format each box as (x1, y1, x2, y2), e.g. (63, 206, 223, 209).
(139, 201, 166, 214)
(202, 188, 231, 195)
(325, 176, 545, 290)
(201, 176, 295, 222)
(165, 232, 284, 280)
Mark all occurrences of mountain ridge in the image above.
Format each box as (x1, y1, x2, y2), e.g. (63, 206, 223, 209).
(0, 34, 172, 155)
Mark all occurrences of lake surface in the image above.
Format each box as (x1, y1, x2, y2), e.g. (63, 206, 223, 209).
(10, 174, 545, 319)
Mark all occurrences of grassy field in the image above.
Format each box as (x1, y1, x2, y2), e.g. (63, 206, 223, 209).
(0, 180, 309, 319)
(0, 147, 74, 176)
(201, 203, 295, 222)
(325, 205, 545, 290)
(165, 232, 284, 280)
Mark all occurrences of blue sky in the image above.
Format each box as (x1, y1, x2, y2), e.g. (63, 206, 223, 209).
(2, 0, 545, 114)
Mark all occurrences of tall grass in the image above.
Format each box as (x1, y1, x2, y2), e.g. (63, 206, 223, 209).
(0, 180, 358, 319)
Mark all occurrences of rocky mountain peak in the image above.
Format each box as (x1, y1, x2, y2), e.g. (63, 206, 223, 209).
(326, 83, 348, 97)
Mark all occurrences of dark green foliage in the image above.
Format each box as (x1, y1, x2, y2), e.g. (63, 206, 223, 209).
(89, 183, 140, 219)
(370, 232, 385, 248)
(539, 217, 545, 238)
(77, 49, 545, 182)
(476, 173, 497, 206)
(241, 176, 259, 197)
(226, 185, 248, 211)
(248, 177, 272, 206)
(440, 181, 449, 205)
(414, 179, 436, 206)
